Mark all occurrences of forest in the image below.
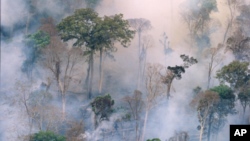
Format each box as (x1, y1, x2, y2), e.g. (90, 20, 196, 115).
(1, 0, 250, 141)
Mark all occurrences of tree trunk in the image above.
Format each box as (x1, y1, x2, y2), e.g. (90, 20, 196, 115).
(137, 61, 141, 91)
(167, 81, 172, 100)
(223, 0, 234, 44)
(88, 51, 94, 99)
(98, 48, 103, 94)
(137, 32, 142, 90)
(223, 22, 231, 44)
(85, 57, 91, 90)
(142, 49, 147, 82)
(136, 119, 139, 141)
(207, 113, 213, 141)
(94, 113, 98, 129)
(141, 109, 149, 141)
(207, 63, 212, 90)
(26, 13, 31, 35)
(199, 125, 204, 141)
(242, 104, 246, 121)
(62, 93, 66, 120)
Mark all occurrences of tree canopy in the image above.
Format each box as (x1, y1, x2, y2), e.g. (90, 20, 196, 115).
(30, 131, 66, 141)
(216, 61, 249, 89)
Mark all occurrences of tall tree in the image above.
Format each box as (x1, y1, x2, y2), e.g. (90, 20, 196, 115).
(57, 8, 100, 99)
(141, 64, 164, 141)
(216, 61, 249, 90)
(191, 90, 220, 141)
(162, 54, 198, 100)
(96, 14, 135, 93)
(181, 0, 217, 49)
(38, 17, 84, 119)
(141, 35, 154, 82)
(203, 44, 223, 89)
(57, 8, 134, 98)
(128, 18, 152, 91)
(42, 43, 83, 119)
(209, 85, 236, 141)
(123, 90, 144, 141)
(238, 85, 250, 120)
(222, 0, 242, 44)
(226, 4, 250, 61)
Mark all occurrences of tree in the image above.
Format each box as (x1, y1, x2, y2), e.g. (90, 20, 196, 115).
(203, 44, 223, 89)
(222, 0, 243, 44)
(22, 30, 50, 79)
(66, 120, 85, 141)
(57, 8, 99, 99)
(128, 18, 152, 91)
(96, 14, 135, 93)
(39, 17, 58, 36)
(30, 131, 66, 141)
(168, 131, 189, 141)
(141, 35, 154, 82)
(225, 4, 250, 61)
(162, 54, 198, 100)
(209, 85, 236, 141)
(42, 42, 83, 119)
(226, 33, 250, 62)
(191, 90, 220, 141)
(57, 8, 135, 98)
(216, 61, 249, 90)
(141, 63, 164, 141)
(28, 90, 63, 132)
(123, 90, 144, 141)
(181, 0, 217, 49)
(238, 85, 250, 120)
(91, 94, 114, 128)
(39, 18, 84, 119)
(14, 81, 34, 138)
(13, 81, 64, 140)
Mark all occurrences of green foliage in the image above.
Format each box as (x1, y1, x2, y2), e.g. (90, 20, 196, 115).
(30, 131, 66, 141)
(238, 91, 250, 106)
(210, 85, 236, 115)
(167, 54, 198, 80)
(91, 94, 115, 121)
(147, 138, 161, 141)
(26, 31, 50, 50)
(57, 8, 100, 49)
(22, 30, 50, 74)
(208, 85, 236, 135)
(210, 85, 235, 100)
(97, 14, 135, 49)
(238, 86, 250, 112)
(180, 54, 198, 68)
(216, 61, 249, 89)
(57, 8, 135, 52)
